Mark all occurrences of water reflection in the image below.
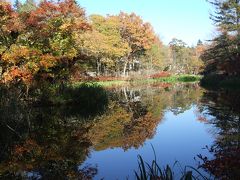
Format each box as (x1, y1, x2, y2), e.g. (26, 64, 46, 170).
(1, 82, 238, 179)
(198, 89, 240, 179)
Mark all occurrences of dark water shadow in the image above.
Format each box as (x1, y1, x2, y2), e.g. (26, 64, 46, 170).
(197, 88, 240, 179)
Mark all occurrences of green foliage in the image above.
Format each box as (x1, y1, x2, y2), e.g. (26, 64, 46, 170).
(143, 42, 170, 71)
(147, 75, 201, 83)
(35, 82, 109, 117)
(177, 75, 201, 82)
(168, 38, 204, 75)
(64, 83, 108, 115)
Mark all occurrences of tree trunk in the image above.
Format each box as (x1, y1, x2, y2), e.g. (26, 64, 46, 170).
(123, 61, 128, 77)
(97, 59, 101, 76)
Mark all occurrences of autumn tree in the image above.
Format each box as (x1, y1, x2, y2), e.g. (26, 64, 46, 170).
(76, 12, 158, 77)
(118, 12, 156, 76)
(75, 14, 130, 76)
(0, 0, 164, 87)
(1, 0, 90, 88)
(0, 1, 25, 83)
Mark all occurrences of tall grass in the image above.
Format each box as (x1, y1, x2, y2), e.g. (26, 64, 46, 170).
(135, 155, 210, 180)
(134, 146, 209, 180)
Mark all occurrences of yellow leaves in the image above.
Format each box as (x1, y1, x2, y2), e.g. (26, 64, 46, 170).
(39, 54, 58, 69)
(60, 22, 71, 31)
(76, 16, 131, 61)
(64, 48, 78, 59)
(101, 57, 114, 68)
(1, 45, 42, 84)
(2, 45, 31, 65)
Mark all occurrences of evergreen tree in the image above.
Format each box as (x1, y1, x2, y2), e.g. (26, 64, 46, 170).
(202, 0, 240, 75)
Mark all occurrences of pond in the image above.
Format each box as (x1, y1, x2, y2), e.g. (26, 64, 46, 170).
(0, 82, 239, 179)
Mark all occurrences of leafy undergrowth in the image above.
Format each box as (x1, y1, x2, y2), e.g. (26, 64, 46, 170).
(34, 83, 109, 117)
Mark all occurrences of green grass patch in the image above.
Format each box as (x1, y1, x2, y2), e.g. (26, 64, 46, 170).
(135, 75, 201, 83)
(72, 80, 127, 88)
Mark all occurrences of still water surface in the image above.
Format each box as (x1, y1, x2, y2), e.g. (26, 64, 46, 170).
(0, 82, 239, 179)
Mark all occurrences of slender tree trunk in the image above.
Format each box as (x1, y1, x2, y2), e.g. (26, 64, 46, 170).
(97, 59, 101, 76)
(123, 61, 128, 77)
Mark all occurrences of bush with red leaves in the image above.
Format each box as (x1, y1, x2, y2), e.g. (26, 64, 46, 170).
(149, 72, 171, 79)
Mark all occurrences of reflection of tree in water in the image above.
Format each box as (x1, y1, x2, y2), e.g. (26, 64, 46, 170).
(0, 108, 98, 179)
(198, 89, 240, 179)
(0, 86, 102, 179)
(90, 83, 203, 151)
(0, 83, 203, 179)
(168, 83, 202, 115)
(89, 101, 161, 150)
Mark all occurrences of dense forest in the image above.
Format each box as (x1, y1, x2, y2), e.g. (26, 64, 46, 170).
(0, 0, 240, 87)
(0, 0, 205, 91)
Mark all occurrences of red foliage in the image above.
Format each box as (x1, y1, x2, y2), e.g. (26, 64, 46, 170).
(0, 2, 23, 33)
(0, 2, 13, 15)
(26, 0, 90, 35)
(149, 72, 171, 79)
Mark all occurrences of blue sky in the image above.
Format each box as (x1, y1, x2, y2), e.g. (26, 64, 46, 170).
(13, 0, 215, 46)
(78, 0, 215, 46)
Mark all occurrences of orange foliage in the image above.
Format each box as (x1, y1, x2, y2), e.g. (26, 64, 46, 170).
(0, 2, 23, 33)
(119, 12, 156, 54)
(2, 66, 33, 84)
(26, 0, 89, 33)
(39, 54, 58, 69)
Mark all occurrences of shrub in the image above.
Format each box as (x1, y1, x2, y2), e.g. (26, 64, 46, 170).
(177, 75, 200, 82)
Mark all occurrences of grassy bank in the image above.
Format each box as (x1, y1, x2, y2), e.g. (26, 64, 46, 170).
(73, 75, 202, 88)
(136, 75, 201, 83)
